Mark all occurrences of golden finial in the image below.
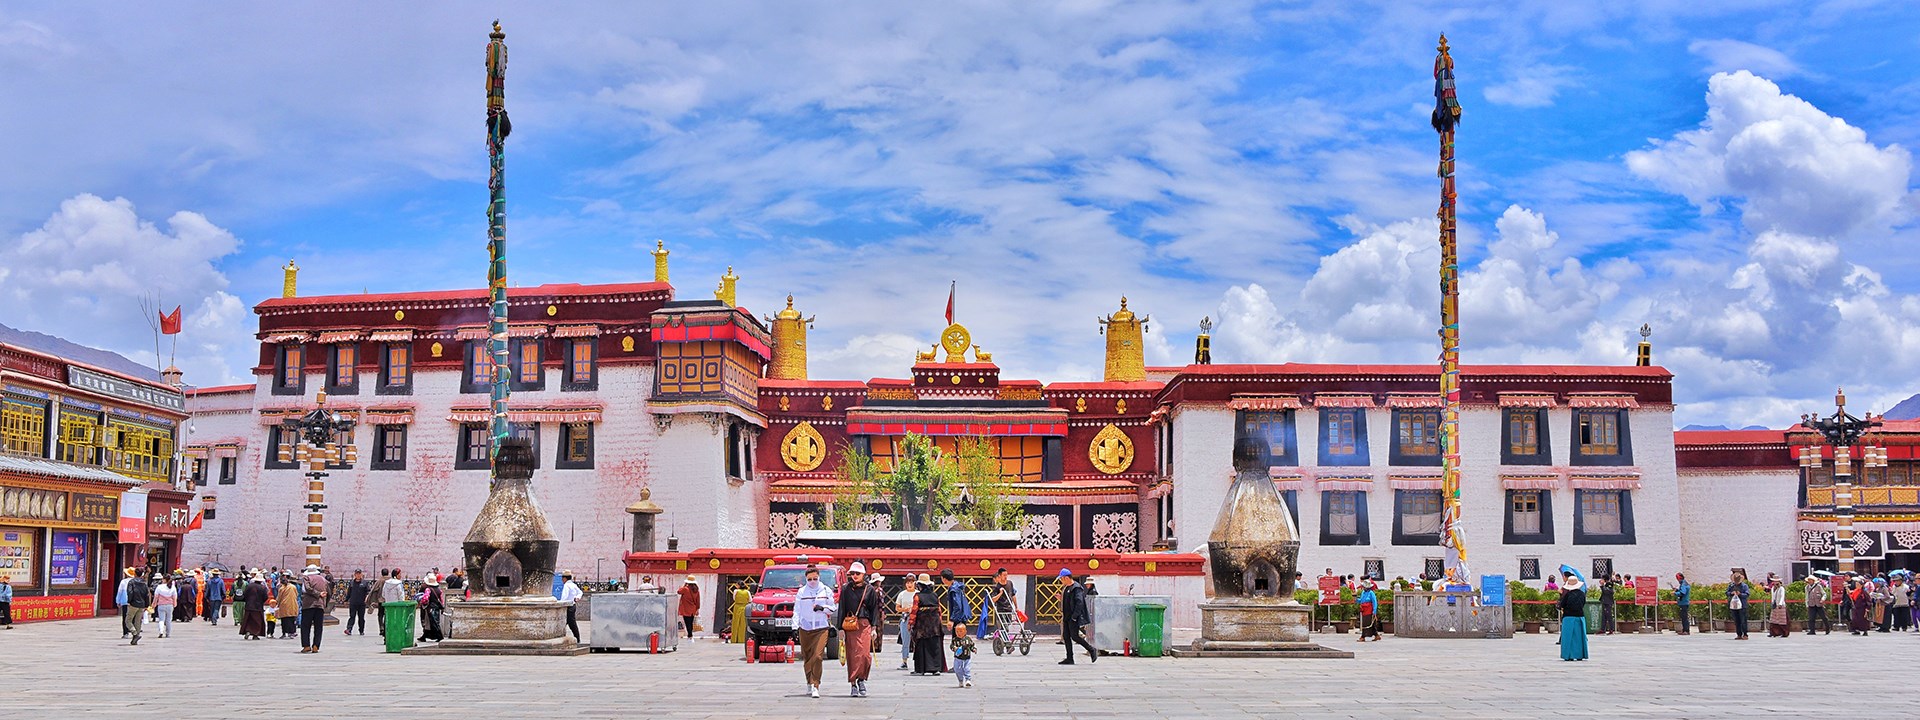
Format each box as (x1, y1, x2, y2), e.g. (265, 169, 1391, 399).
(1438, 33, 1449, 54)
(767, 294, 812, 380)
(282, 260, 299, 298)
(716, 266, 739, 306)
(492, 20, 503, 36)
(652, 240, 670, 284)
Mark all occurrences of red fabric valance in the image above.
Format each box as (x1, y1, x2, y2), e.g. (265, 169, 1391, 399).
(1498, 393, 1558, 408)
(1228, 395, 1305, 411)
(1569, 394, 1640, 409)
(1313, 394, 1376, 409)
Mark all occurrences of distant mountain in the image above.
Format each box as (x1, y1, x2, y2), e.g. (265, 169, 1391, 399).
(1888, 393, 1920, 421)
(1681, 424, 1729, 431)
(0, 323, 159, 381)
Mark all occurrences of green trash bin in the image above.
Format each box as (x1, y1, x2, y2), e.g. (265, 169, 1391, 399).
(1585, 599, 1602, 632)
(1133, 603, 1167, 658)
(383, 601, 418, 653)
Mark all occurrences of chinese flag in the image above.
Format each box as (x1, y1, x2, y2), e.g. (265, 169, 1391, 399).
(159, 305, 183, 335)
(186, 510, 202, 531)
(944, 281, 955, 325)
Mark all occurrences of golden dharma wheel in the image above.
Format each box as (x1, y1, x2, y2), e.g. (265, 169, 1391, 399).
(978, 559, 990, 570)
(1033, 559, 1045, 570)
(1088, 558, 1100, 570)
(708, 558, 721, 569)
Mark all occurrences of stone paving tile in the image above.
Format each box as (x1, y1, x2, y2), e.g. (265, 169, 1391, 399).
(2, 618, 1913, 718)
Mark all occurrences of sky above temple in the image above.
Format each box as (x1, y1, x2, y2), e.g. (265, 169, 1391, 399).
(0, 2, 1916, 427)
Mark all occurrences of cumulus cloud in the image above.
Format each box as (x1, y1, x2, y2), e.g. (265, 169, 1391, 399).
(1626, 71, 1912, 237)
(1687, 39, 1802, 79)
(0, 194, 249, 386)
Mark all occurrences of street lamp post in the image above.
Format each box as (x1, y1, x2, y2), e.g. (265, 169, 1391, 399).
(276, 390, 358, 572)
(1800, 388, 1884, 575)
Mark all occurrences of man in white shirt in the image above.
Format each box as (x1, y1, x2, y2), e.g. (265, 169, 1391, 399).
(893, 575, 916, 670)
(794, 565, 836, 698)
(558, 570, 584, 643)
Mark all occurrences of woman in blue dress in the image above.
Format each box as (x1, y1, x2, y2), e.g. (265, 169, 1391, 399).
(1558, 572, 1588, 661)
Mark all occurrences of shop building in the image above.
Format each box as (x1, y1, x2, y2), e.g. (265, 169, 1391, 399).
(0, 337, 188, 622)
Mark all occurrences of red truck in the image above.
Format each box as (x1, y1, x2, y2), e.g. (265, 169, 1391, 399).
(744, 555, 844, 660)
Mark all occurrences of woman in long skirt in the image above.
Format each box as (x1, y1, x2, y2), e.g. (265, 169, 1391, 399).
(1558, 573, 1588, 661)
(239, 574, 270, 639)
(1355, 580, 1380, 642)
(910, 576, 944, 675)
(1765, 576, 1790, 637)
(1849, 580, 1873, 634)
(838, 563, 883, 697)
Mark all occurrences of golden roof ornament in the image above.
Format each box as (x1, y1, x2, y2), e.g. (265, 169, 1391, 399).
(1098, 296, 1150, 382)
(652, 240, 670, 284)
(766, 295, 814, 380)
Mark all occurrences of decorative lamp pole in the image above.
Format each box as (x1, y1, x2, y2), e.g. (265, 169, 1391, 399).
(276, 390, 357, 570)
(1431, 34, 1469, 579)
(1800, 388, 1883, 575)
(486, 20, 513, 468)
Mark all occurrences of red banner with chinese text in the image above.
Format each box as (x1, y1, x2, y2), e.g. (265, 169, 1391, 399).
(1634, 576, 1658, 606)
(1318, 576, 1342, 605)
(9, 594, 96, 623)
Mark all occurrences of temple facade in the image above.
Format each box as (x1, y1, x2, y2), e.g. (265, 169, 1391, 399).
(180, 258, 1733, 592)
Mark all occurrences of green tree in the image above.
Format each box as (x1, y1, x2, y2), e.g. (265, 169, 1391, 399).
(825, 443, 879, 531)
(885, 433, 956, 531)
(955, 437, 1025, 531)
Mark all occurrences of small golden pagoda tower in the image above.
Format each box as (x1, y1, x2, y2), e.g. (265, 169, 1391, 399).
(716, 266, 739, 307)
(1098, 296, 1150, 382)
(282, 260, 298, 298)
(766, 295, 814, 380)
(652, 240, 670, 284)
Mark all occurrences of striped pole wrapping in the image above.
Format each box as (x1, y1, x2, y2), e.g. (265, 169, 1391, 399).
(486, 23, 512, 465)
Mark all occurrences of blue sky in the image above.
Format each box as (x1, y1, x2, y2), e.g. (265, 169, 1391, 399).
(0, 2, 1915, 427)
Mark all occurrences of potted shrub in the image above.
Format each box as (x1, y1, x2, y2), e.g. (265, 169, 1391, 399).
(1378, 589, 1395, 634)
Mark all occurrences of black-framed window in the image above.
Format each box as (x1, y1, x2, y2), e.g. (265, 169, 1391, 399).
(456, 423, 490, 469)
(1502, 408, 1551, 465)
(1236, 410, 1297, 466)
(218, 457, 236, 484)
(1423, 558, 1445, 581)
(325, 426, 356, 470)
(202, 506, 216, 521)
(463, 342, 495, 394)
(512, 339, 545, 391)
(1518, 557, 1541, 581)
(1391, 489, 1443, 545)
(1590, 557, 1614, 580)
(1042, 437, 1064, 481)
(1503, 489, 1555, 544)
(725, 423, 743, 479)
(1362, 558, 1384, 581)
(378, 344, 412, 395)
(1389, 409, 1442, 466)
(265, 427, 297, 469)
(190, 458, 207, 486)
(1573, 489, 1635, 545)
(1317, 409, 1369, 466)
(327, 344, 359, 394)
(272, 345, 305, 396)
(511, 422, 540, 467)
(371, 425, 407, 471)
(1572, 409, 1633, 466)
(1281, 489, 1300, 530)
(562, 339, 597, 392)
(557, 422, 593, 469)
(1319, 490, 1369, 545)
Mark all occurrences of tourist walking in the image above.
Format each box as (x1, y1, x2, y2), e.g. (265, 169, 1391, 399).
(343, 569, 372, 636)
(115, 568, 137, 638)
(895, 576, 918, 670)
(205, 569, 226, 624)
(275, 575, 299, 639)
(418, 574, 446, 642)
(677, 575, 700, 640)
(910, 574, 944, 675)
(1765, 575, 1789, 637)
(122, 568, 150, 646)
(950, 622, 976, 688)
(1058, 569, 1096, 665)
(170, 572, 192, 624)
(379, 568, 406, 638)
(298, 565, 329, 653)
(985, 568, 1018, 639)
(794, 565, 834, 698)
(0, 574, 12, 630)
(1805, 576, 1832, 635)
(1726, 571, 1751, 640)
(558, 570, 583, 642)
(152, 575, 178, 639)
(1356, 579, 1380, 642)
(1598, 574, 1617, 634)
(1672, 574, 1691, 635)
(1891, 576, 1912, 631)
(1558, 572, 1588, 661)
(239, 573, 269, 639)
(838, 562, 882, 698)
(938, 569, 972, 656)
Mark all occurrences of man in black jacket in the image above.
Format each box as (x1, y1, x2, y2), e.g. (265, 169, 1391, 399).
(1057, 569, 1096, 665)
(123, 569, 151, 646)
(343, 569, 373, 636)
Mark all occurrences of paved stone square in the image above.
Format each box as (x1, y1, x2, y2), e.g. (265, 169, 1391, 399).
(7, 617, 1905, 718)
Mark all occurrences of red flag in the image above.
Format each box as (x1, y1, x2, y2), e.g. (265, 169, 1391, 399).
(186, 510, 202, 532)
(159, 305, 183, 335)
(944, 281, 955, 325)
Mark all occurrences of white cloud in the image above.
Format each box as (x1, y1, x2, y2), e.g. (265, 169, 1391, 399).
(1626, 71, 1912, 238)
(0, 194, 249, 386)
(1483, 64, 1578, 108)
(1687, 39, 1802, 79)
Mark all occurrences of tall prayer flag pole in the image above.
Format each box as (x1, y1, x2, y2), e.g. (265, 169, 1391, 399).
(486, 22, 513, 463)
(1432, 35, 1469, 578)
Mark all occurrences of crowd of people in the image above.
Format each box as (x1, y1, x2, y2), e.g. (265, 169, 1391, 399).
(107, 563, 482, 651)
